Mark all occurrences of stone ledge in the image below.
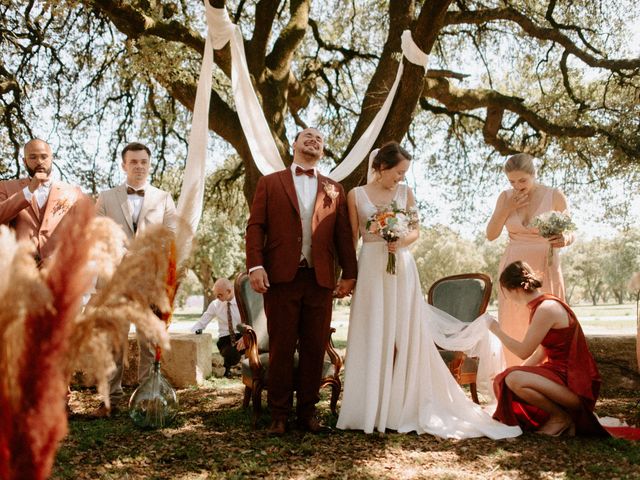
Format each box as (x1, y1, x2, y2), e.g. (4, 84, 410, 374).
(74, 332, 213, 389)
(152, 333, 213, 388)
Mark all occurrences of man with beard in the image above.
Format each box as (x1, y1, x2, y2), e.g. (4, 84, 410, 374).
(0, 138, 83, 267)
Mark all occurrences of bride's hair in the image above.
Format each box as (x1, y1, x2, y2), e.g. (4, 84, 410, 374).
(499, 261, 543, 292)
(504, 153, 536, 176)
(371, 141, 411, 173)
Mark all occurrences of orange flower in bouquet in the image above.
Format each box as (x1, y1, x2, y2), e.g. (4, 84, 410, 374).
(366, 202, 418, 274)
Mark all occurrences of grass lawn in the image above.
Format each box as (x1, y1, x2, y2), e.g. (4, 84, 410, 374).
(54, 303, 640, 480)
(58, 376, 640, 480)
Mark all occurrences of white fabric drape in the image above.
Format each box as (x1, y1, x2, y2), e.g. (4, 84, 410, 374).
(185, 2, 429, 179)
(424, 308, 505, 401)
(205, 6, 283, 174)
(175, 17, 214, 265)
(177, 2, 429, 261)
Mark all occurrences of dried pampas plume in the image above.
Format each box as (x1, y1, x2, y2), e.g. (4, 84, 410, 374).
(72, 223, 177, 404)
(0, 197, 179, 480)
(0, 198, 96, 480)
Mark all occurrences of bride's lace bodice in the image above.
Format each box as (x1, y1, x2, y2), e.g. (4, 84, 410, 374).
(355, 184, 408, 243)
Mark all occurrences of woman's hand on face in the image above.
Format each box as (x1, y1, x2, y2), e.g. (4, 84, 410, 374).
(547, 233, 567, 247)
(504, 191, 530, 213)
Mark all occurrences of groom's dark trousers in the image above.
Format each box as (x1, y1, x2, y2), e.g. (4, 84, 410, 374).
(264, 267, 333, 421)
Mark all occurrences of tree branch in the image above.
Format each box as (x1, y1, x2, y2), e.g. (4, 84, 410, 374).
(445, 7, 640, 71)
(421, 77, 639, 159)
(93, 0, 231, 76)
(247, 0, 281, 73)
(265, 0, 310, 77)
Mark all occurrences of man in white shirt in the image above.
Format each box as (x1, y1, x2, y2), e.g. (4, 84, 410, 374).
(94, 142, 177, 416)
(245, 128, 357, 435)
(0, 138, 83, 266)
(191, 277, 245, 378)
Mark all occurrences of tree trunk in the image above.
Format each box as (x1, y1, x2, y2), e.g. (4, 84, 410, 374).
(566, 284, 575, 304)
(203, 288, 216, 313)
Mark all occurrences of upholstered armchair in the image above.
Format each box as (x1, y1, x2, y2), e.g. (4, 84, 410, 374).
(427, 273, 492, 404)
(233, 272, 343, 427)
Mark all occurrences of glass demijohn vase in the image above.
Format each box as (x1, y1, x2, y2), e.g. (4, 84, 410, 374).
(129, 358, 179, 429)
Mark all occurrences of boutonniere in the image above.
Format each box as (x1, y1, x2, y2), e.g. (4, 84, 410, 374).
(51, 192, 75, 216)
(322, 181, 339, 200)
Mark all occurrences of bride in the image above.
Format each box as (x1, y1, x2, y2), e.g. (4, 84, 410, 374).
(336, 142, 521, 439)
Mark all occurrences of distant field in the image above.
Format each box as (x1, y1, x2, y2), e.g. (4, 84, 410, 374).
(172, 301, 638, 343)
(488, 302, 637, 336)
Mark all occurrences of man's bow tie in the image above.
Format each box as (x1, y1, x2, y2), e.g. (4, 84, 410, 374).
(126, 186, 145, 197)
(295, 166, 315, 178)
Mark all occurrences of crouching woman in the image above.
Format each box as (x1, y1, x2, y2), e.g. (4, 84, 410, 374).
(489, 261, 608, 437)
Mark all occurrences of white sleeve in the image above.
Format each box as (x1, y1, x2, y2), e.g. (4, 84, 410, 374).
(190, 300, 219, 332)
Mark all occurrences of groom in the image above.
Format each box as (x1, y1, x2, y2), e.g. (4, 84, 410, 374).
(246, 127, 357, 435)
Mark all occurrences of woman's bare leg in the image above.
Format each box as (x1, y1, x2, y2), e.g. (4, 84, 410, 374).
(505, 370, 581, 434)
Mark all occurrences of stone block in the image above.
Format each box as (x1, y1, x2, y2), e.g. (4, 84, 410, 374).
(74, 332, 213, 389)
(157, 333, 213, 388)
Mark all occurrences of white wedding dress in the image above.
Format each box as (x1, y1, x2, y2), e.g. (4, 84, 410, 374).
(336, 185, 521, 439)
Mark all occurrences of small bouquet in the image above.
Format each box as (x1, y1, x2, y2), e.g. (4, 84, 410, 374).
(366, 202, 419, 274)
(531, 210, 576, 265)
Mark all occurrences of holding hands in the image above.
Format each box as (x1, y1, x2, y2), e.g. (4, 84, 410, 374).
(334, 278, 356, 298)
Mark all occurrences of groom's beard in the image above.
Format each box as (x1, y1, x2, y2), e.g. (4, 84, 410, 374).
(26, 164, 52, 178)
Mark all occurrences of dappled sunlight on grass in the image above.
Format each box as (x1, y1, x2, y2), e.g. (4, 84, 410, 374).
(54, 334, 640, 479)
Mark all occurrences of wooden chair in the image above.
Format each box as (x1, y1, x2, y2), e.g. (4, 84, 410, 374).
(233, 272, 343, 427)
(427, 273, 492, 404)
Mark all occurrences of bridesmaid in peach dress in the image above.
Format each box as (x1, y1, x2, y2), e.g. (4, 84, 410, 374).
(486, 154, 574, 367)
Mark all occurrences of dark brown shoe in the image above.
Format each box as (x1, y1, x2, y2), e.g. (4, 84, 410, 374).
(90, 402, 119, 419)
(297, 417, 327, 434)
(267, 419, 287, 436)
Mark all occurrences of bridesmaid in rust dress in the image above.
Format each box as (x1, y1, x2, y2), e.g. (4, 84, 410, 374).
(488, 261, 608, 437)
(486, 153, 574, 367)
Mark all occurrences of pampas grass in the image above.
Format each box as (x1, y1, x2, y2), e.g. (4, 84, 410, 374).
(77, 223, 175, 394)
(0, 197, 179, 480)
(0, 198, 96, 480)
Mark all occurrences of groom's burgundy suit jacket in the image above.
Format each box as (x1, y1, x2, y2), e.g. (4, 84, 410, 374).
(246, 168, 357, 289)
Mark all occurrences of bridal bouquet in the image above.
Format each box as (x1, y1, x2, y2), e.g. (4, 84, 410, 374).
(366, 202, 418, 274)
(531, 210, 576, 265)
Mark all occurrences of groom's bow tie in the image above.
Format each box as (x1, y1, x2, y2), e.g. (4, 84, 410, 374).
(126, 186, 145, 197)
(295, 166, 315, 178)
